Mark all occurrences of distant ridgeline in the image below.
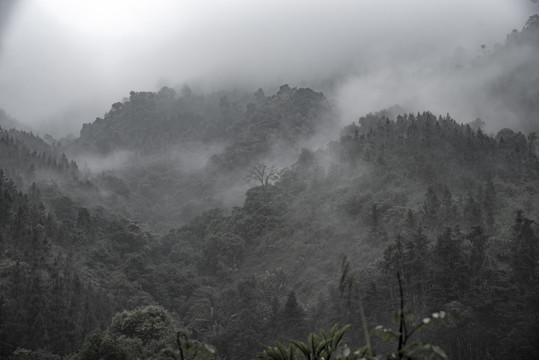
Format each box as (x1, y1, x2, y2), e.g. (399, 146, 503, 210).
(207, 84, 334, 171)
(62, 85, 336, 231)
(75, 84, 334, 161)
(340, 111, 538, 182)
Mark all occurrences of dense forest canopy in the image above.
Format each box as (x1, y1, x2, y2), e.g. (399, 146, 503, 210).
(0, 12, 538, 360)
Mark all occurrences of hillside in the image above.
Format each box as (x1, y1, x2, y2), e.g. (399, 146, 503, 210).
(62, 85, 334, 231)
(1, 109, 539, 359)
(0, 14, 539, 360)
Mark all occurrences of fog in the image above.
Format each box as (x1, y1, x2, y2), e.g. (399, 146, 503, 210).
(0, 0, 536, 136)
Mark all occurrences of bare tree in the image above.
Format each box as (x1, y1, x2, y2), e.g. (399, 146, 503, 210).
(246, 164, 279, 188)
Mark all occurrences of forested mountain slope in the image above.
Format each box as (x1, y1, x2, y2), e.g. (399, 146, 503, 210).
(63, 85, 334, 231)
(74, 85, 332, 157)
(149, 112, 539, 359)
(1, 15, 539, 360)
(1, 109, 538, 359)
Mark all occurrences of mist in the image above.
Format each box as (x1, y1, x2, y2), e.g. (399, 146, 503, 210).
(3, 3, 539, 359)
(0, 0, 536, 137)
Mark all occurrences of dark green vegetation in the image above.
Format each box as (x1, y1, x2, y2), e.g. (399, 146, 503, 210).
(1, 15, 539, 360)
(63, 84, 333, 232)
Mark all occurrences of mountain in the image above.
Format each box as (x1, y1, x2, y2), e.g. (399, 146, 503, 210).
(1, 15, 539, 360)
(62, 85, 334, 231)
(1, 109, 538, 359)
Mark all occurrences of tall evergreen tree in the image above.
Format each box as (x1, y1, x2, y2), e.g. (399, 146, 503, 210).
(510, 211, 537, 285)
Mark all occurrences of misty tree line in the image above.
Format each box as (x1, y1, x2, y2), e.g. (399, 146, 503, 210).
(0, 128, 81, 186)
(64, 83, 335, 232)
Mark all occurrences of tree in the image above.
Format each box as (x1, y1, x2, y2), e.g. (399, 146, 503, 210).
(406, 209, 416, 230)
(202, 232, 246, 275)
(108, 305, 174, 345)
(219, 96, 231, 118)
(278, 291, 306, 340)
(254, 88, 266, 105)
(257, 261, 450, 360)
(463, 195, 482, 228)
(483, 177, 496, 230)
(467, 226, 488, 277)
(423, 186, 439, 226)
(440, 186, 456, 225)
(433, 227, 469, 298)
(405, 228, 430, 300)
(246, 164, 280, 188)
(181, 84, 192, 98)
(510, 211, 537, 285)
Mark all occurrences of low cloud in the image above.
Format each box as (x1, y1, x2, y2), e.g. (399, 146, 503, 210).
(74, 150, 134, 175)
(336, 37, 539, 133)
(0, 0, 535, 136)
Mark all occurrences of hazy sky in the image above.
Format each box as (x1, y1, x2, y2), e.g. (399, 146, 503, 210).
(0, 0, 536, 136)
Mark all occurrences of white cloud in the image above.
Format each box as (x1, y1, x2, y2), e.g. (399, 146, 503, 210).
(0, 0, 534, 136)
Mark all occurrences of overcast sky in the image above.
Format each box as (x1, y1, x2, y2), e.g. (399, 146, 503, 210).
(0, 0, 536, 136)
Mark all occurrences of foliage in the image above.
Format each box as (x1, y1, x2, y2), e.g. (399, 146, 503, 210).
(108, 305, 174, 345)
(256, 314, 448, 360)
(2, 22, 539, 358)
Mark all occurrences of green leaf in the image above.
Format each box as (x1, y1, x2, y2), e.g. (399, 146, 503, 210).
(290, 340, 311, 359)
(332, 324, 351, 348)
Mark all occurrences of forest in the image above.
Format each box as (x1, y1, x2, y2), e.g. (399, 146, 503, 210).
(0, 13, 539, 360)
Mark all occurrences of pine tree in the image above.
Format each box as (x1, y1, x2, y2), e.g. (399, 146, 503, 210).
(468, 225, 488, 277)
(278, 291, 306, 340)
(423, 186, 440, 227)
(433, 227, 469, 300)
(510, 211, 537, 285)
